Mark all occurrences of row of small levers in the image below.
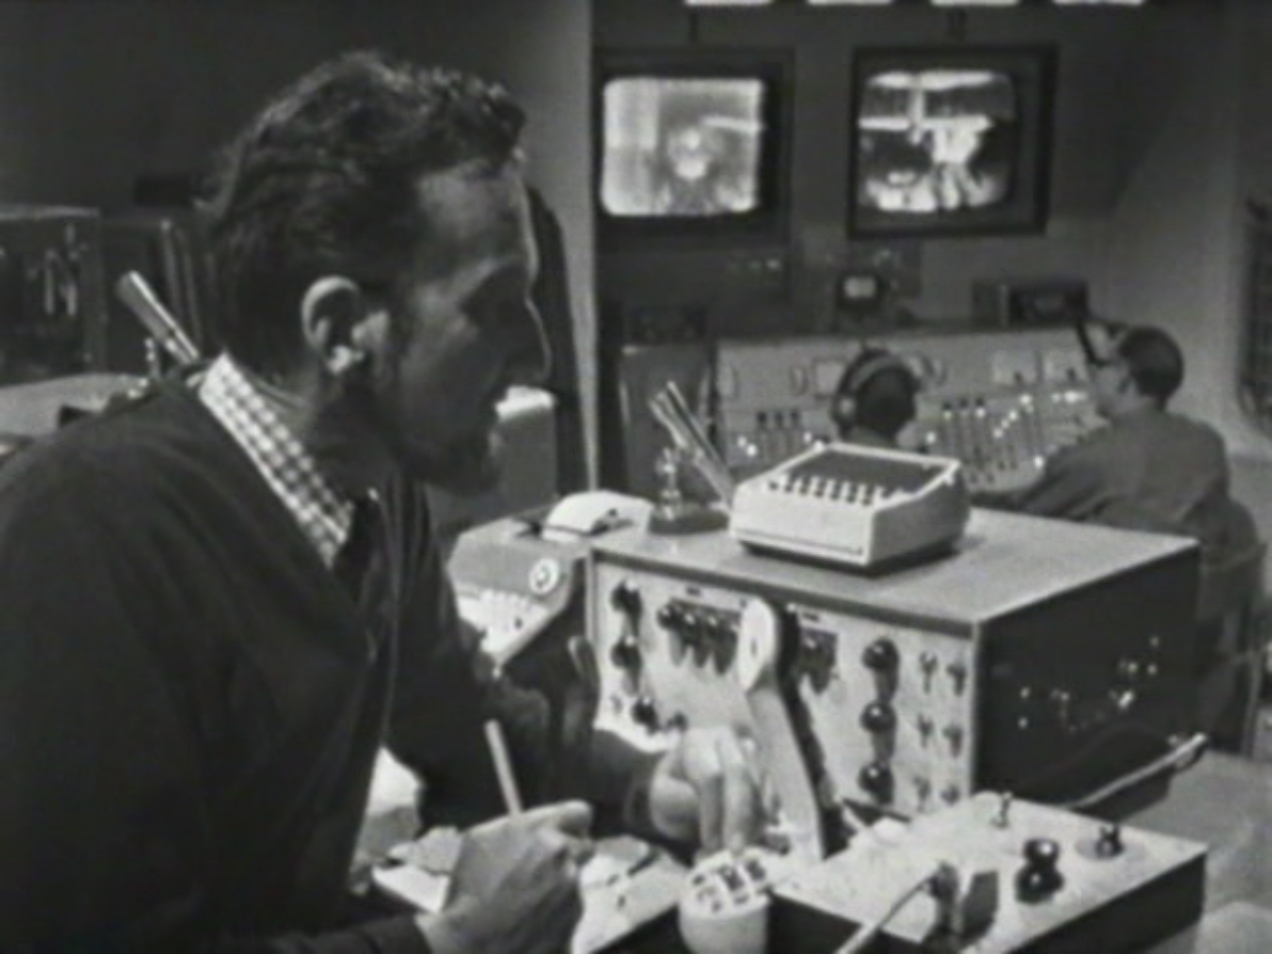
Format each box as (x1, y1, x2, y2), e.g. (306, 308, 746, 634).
(763, 474, 902, 502)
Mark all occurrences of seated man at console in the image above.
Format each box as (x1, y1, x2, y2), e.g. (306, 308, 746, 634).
(1010, 321, 1258, 569)
(0, 51, 763, 952)
(831, 347, 920, 450)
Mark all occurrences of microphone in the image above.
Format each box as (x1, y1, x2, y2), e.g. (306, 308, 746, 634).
(114, 270, 201, 366)
(648, 381, 736, 506)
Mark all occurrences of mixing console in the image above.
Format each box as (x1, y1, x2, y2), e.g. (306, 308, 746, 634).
(714, 327, 1101, 494)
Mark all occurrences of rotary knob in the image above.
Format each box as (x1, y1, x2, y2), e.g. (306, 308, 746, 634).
(857, 762, 894, 802)
(609, 633, 641, 674)
(609, 580, 642, 618)
(1016, 838, 1064, 902)
(631, 695, 659, 732)
(656, 602, 683, 630)
(860, 701, 897, 735)
(862, 638, 899, 672)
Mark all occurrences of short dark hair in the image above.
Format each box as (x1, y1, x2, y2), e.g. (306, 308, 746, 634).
(202, 50, 525, 375)
(833, 347, 917, 441)
(1115, 325, 1184, 404)
(856, 366, 918, 440)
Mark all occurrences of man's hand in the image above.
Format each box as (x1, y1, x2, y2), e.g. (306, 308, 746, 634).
(416, 800, 594, 954)
(646, 727, 766, 854)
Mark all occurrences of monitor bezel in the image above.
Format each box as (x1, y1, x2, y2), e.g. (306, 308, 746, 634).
(593, 48, 794, 250)
(847, 45, 1058, 240)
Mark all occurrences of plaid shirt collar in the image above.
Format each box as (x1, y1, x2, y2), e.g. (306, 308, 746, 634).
(199, 355, 354, 568)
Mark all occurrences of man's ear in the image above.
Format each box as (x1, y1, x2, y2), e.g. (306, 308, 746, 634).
(300, 276, 381, 376)
(1114, 363, 1136, 396)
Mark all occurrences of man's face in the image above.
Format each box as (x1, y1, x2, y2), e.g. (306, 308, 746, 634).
(1084, 327, 1127, 420)
(368, 166, 548, 493)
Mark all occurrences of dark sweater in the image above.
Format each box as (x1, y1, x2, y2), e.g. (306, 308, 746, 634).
(0, 379, 645, 951)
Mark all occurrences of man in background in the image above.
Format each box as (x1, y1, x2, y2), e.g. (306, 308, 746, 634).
(831, 346, 920, 450)
(0, 50, 761, 952)
(1011, 321, 1258, 568)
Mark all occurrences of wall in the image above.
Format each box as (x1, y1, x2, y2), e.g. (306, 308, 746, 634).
(1230, 0, 1272, 575)
(1102, 0, 1272, 574)
(0, 0, 596, 479)
(595, 0, 1218, 322)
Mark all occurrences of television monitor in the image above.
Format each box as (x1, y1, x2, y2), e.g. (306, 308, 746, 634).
(849, 46, 1056, 238)
(595, 51, 791, 246)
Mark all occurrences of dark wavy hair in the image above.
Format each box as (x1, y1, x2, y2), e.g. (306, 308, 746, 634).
(1115, 325, 1185, 405)
(201, 50, 525, 375)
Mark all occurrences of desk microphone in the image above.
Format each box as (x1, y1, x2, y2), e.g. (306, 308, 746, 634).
(115, 270, 201, 366)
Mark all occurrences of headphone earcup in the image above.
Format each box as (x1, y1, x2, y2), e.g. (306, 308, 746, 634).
(832, 394, 856, 432)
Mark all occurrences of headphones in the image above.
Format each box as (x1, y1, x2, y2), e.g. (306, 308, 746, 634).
(831, 348, 916, 432)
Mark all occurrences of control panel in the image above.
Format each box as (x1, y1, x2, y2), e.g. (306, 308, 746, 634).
(713, 327, 1101, 494)
(714, 335, 846, 477)
(901, 327, 1099, 495)
(678, 846, 799, 954)
(0, 206, 108, 384)
(592, 565, 755, 745)
(771, 793, 1207, 953)
(729, 443, 969, 570)
(787, 606, 974, 819)
(592, 563, 827, 860)
(588, 512, 1199, 835)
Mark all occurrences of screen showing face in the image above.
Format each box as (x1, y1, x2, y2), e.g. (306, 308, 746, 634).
(600, 77, 767, 218)
(855, 68, 1019, 216)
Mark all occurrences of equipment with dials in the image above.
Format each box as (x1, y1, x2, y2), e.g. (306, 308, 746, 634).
(0, 206, 107, 385)
(678, 845, 801, 954)
(971, 276, 1090, 328)
(451, 492, 653, 669)
(588, 510, 1199, 839)
(729, 442, 970, 571)
(771, 792, 1207, 952)
(449, 492, 654, 804)
(714, 326, 1101, 495)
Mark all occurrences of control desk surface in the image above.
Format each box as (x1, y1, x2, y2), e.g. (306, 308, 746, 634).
(592, 508, 1197, 630)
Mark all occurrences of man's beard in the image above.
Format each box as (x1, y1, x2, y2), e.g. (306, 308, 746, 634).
(412, 429, 504, 496)
(351, 360, 505, 496)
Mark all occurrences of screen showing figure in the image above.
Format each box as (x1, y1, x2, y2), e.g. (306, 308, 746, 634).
(600, 77, 767, 219)
(855, 68, 1018, 217)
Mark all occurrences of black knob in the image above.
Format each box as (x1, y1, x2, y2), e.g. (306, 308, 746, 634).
(1016, 838, 1064, 902)
(681, 609, 703, 638)
(1095, 824, 1124, 859)
(1024, 838, 1060, 868)
(706, 617, 736, 673)
(609, 581, 642, 618)
(858, 762, 894, 801)
(656, 603, 682, 630)
(862, 638, 899, 672)
(609, 634, 641, 673)
(631, 695, 659, 731)
(860, 701, 897, 735)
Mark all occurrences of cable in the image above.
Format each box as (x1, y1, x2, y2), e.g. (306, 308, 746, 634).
(832, 867, 944, 954)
